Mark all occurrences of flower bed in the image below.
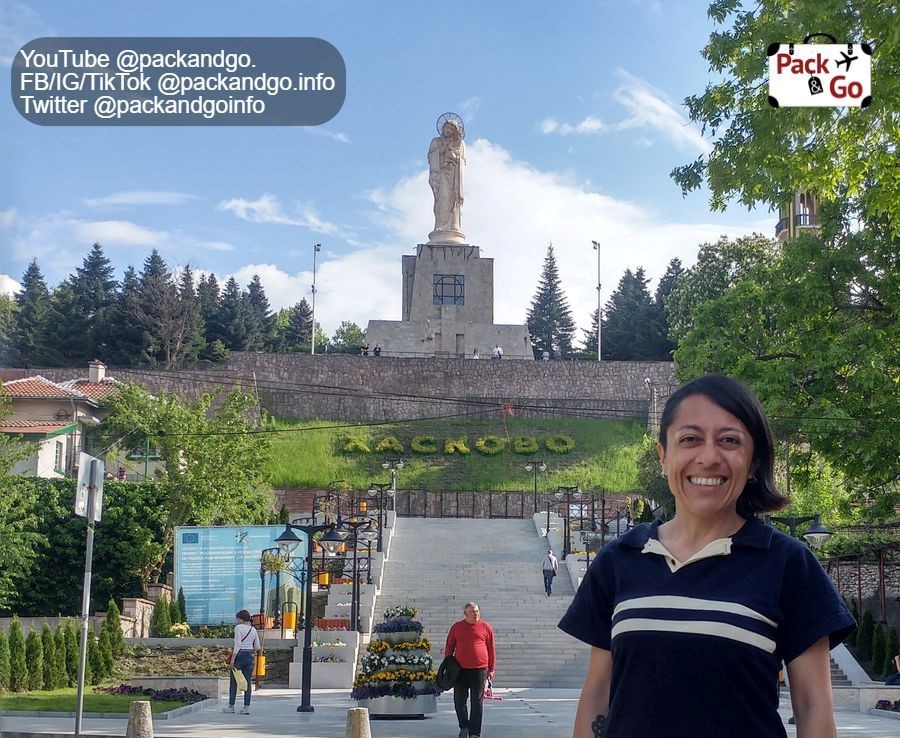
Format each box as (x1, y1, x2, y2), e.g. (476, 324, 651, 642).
(545, 434, 576, 453)
(475, 435, 506, 455)
(875, 698, 900, 713)
(410, 435, 438, 454)
(513, 435, 539, 454)
(94, 684, 207, 704)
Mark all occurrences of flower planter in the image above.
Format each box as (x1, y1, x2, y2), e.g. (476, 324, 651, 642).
(376, 630, 421, 645)
(359, 693, 438, 718)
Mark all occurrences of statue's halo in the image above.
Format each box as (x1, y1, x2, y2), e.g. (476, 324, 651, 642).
(436, 112, 465, 140)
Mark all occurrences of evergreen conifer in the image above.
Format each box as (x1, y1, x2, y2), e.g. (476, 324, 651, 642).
(41, 623, 55, 690)
(8, 617, 27, 692)
(177, 588, 187, 625)
(53, 624, 67, 689)
(0, 629, 10, 692)
(105, 599, 126, 656)
(857, 610, 874, 662)
(64, 620, 79, 687)
(98, 628, 114, 679)
(872, 623, 886, 678)
(87, 629, 101, 685)
(883, 628, 898, 679)
(150, 597, 172, 637)
(25, 629, 43, 691)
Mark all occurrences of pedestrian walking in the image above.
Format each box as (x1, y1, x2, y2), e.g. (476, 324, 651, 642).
(223, 609, 261, 715)
(492, 344, 503, 360)
(560, 375, 855, 738)
(541, 548, 559, 596)
(445, 602, 496, 738)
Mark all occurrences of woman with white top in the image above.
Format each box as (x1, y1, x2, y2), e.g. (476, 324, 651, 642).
(223, 609, 261, 715)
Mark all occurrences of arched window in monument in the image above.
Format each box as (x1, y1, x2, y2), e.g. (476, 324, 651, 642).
(433, 274, 465, 305)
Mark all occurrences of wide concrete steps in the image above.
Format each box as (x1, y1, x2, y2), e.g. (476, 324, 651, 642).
(374, 518, 589, 688)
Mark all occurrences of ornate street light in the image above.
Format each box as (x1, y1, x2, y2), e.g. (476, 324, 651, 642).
(368, 482, 392, 553)
(525, 460, 547, 517)
(766, 513, 832, 548)
(275, 519, 333, 712)
(555, 485, 582, 557)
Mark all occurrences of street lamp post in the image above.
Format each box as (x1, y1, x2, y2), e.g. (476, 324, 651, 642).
(368, 482, 392, 553)
(525, 460, 547, 516)
(766, 513, 832, 548)
(555, 485, 582, 557)
(311, 243, 321, 355)
(337, 519, 370, 632)
(382, 456, 404, 491)
(592, 240, 601, 362)
(275, 519, 334, 712)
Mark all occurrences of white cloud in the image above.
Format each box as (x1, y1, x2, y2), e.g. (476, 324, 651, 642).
(0, 274, 21, 295)
(0, 2, 51, 65)
(540, 70, 711, 154)
(201, 241, 235, 252)
(218, 194, 343, 236)
(84, 191, 197, 207)
(0, 207, 18, 230)
(305, 128, 351, 144)
(458, 97, 483, 122)
(72, 220, 167, 247)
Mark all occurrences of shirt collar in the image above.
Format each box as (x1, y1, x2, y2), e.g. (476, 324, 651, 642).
(619, 516, 773, 550)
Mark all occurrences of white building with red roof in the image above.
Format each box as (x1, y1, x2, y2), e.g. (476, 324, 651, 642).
(1, 360, 122, 477)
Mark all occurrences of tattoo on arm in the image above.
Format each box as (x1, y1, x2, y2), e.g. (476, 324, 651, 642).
(591, 714, 607, 737)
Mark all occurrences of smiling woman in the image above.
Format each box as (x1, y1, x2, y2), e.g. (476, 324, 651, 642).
(560, 375, 856, 738)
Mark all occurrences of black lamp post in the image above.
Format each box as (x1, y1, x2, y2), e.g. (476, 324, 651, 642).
(766, 513, 832, 548)
(359, 527, 377, 585)
(368, 482, 392, 553)
(382, 456, 405, 491)
(555, 485, 582, 557)
(335, 518, 370, 632)
(525, 460, 547, 517)
(275, 519, 333, 713)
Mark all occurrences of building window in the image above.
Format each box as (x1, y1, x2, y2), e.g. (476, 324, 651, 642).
(433, 274, 464, 305)
(54, 440, 64, 473)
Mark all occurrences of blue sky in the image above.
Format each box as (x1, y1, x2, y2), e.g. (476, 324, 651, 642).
(0, 1, 775, 337)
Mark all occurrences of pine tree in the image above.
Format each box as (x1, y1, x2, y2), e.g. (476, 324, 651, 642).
(137, 250, 183, 367)
(68, 242, 119, 361)
(883, 628, 898, 678)
(857, 610, 874, 662)
(0, 628, 10, 692)
(287, 299, 313, 350)
(12, 259, 52, 366)
(0, 294, 18, 365)
(38, 280, 81, 366)
(526, 244, 576, 358)
(103, 266, 149, 365)
(168, 594, 182, 625)
(8, 617, 27, 692)
(177, 588, 187, 625)
(53, 624, 67, 689)
(217, 277, 249, 351)
(64, 620, 79, 687)
(25, 628, 43, 691)
(105, 599, 126, 656)
(244, 274, 275, 350)
(81, 628, 94, 686)
(40, 622, 55, 690)
(601, 268, 660, 360)
(177, 265, 206, 362)
(197, 274, 224, 348)
(150, 597, 172, 637)
(651, 257, 684, 359)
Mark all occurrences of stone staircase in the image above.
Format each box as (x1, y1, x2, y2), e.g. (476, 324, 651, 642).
(374, 518, 589, 689)
(830, 658, 851, 686)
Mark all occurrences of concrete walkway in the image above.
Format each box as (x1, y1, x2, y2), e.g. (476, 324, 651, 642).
(2, 688, 898, 737)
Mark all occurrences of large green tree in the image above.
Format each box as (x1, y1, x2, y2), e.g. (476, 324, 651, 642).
(526, 244, 576, 358)
(217, 277, 249, 351)
(97, 383, 274, 587)
(70, 243, 118, 361)
(102, 266, 149, 366)
(331, 320, 365, 354)
(672, 0, 900, 235)
(243, 274, 275, 351)
(601, 268, 661, 360)
(0, 294, 17, 365)
(12, 260, 52, 366)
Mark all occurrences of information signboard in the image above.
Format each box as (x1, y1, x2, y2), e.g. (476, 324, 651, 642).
(174, 525, 306, 625)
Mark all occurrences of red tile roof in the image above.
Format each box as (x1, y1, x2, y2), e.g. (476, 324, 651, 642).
(1, 376, 83, 399)
(58, 378, 122, 401)
(0, 420, 77, 436)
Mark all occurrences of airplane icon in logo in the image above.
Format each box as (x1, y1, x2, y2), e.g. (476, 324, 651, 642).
(836, 50, 857, 71)
(235, 532, 249, 544)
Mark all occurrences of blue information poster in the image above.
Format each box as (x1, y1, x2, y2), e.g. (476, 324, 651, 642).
(174, 525, 307, 625)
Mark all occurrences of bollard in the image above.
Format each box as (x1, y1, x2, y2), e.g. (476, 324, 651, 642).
(344, 706, 372, 738)
(125, 700, 154, 738)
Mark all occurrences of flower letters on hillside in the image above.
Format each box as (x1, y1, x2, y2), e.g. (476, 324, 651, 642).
(342, 434, 575, 455)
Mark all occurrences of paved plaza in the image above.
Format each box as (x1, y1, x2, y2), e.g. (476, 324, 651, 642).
(2, 688, 899, 738)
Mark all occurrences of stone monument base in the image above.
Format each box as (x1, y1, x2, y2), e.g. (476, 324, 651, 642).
(366, 319, 532, 359)
(427, 229, 465, 245)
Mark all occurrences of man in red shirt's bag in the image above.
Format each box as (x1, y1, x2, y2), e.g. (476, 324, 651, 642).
(444, 602, 496, 738)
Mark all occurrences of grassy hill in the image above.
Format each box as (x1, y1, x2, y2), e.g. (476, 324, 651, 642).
(267, 417, 647, 492)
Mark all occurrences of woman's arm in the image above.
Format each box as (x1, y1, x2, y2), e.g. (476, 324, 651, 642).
(572, 647, 612, 738)
(786, 636, 837, 738)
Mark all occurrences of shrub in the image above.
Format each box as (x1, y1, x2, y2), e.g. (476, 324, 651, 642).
(64, 620, 79, 687)
(512, 436, 539, 454)
(0, 629, 10, 693)
(53, 624, 67, 689)
(98, 627, 115, 679)
(168, 595, 182, 626)
(443, 437, 470, 455)
(872, 623, 886, 677)
(150, 597, 172, 638)
(342, 437, 371, 453)
(858, 610, 874, 662)
(80, 628, 93, 686)
(41, 623, 56, 691)
(168, 622, 191, 638)
(8, 617, 27, 692)
(883, 628, 899, 678)
(25, 629, 43, 691)
(410, 436, 437, 454)
(105, 599, 126, 655)
(177, 588, 187, 625)
(545, 434, 576, 454)
(375, 436, 405, 454)
(474, 435, 506, 456)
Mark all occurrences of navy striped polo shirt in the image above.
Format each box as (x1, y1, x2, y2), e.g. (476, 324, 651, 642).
(559, 516, 855, 738)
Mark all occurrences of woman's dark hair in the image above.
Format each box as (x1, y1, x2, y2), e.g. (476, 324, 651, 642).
(658, 374, 788, 516)
(236, 609, 252, 623)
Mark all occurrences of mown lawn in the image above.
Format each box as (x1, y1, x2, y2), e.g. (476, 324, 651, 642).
(0, 687, 189, 713)
(267, 417, 646, 491)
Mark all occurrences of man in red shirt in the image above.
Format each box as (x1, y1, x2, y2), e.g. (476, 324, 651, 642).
(444, 601, 495, 738)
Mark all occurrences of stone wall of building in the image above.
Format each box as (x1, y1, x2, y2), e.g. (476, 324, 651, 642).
(6, 355, 678, 423)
